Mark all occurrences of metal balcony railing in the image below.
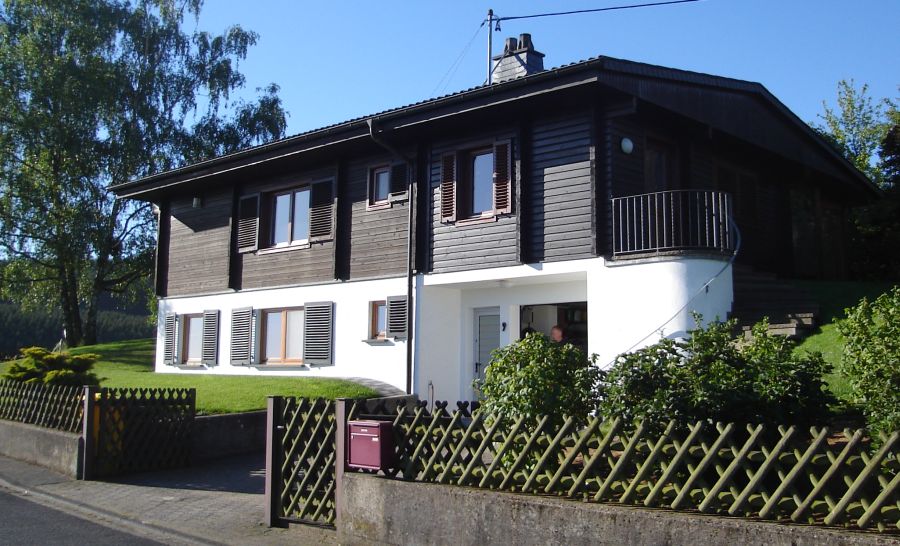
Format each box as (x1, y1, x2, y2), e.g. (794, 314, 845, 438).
(611, 189, 735, 257)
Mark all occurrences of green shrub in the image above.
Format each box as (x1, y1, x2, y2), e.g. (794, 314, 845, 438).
(837, 286, 900, 435)
(478, 333, 603, 429)
(3, 346, 100, 386)
(600, 315, 834, 428)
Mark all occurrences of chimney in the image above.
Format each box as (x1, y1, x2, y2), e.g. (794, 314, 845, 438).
(491, 33, 545, 84)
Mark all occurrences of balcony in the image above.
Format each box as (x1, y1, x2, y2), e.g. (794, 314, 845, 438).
(611, 189, 736, 259)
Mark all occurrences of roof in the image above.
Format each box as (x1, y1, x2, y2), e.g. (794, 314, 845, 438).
(111, 54, 877, 199)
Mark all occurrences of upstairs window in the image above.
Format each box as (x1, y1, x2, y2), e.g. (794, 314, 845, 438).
(370, 167, 391, 205)
(644, 139, 675, 192)
(272, 188, 310, 246)
(440, 139, 512, 223)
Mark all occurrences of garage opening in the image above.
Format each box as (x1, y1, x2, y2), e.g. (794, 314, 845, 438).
(520, 301, 588, 352)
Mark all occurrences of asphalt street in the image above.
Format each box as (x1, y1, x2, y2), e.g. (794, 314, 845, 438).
(0, 490, 163, 546)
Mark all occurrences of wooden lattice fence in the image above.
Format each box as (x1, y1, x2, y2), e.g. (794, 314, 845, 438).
(85, 387, 196, 478)
(352, 399, 900, 534)
(0, 379, 83, 432)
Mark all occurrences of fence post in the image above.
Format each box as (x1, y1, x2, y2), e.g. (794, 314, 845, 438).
(80, 386, 98, 480)
(264, 396, 284, 527)
(334, 398, 349, 531)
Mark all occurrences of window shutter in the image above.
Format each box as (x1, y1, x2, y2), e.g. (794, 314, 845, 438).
(385, 296, 408, 339)
(162, 313, 177, 365)
(440, 152, 456, 223)
(390, 162, 408, 198)
(303, 301, 334, 366)
(309, 180, 334, 242)
(230, 307, 253, 366)
(493, 140, 512, 214)
(201, 310, 219, 366)
(236, 195, 260, 253)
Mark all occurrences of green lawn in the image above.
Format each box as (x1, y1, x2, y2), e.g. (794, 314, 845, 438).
(794, 280, 896, 403)
(1, 338, 379, 414)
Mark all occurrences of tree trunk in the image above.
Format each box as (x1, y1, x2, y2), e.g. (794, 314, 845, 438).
(59, 265, 83, 347)
(82, 288, 99, 346)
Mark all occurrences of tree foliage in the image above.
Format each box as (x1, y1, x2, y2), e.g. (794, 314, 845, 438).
(3, 346, 100, 386)
(836, 286, 900, 435)
(814, 80, 892, 187)
(478, 333, 603, 429)
(599, 315, 834, 429)
(0, 0, 287, 345)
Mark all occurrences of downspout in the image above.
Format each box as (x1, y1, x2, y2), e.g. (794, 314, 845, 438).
(367, 118, 416, 395)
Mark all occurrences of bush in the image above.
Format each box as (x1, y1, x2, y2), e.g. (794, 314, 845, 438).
(478, 333, 603, 429)
(3, 346, 100, 386)
(599, 315, 834, 428)
(837, 286, 900, 435)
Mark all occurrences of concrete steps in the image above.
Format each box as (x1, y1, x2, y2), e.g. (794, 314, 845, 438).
(730, 265, 819, 340)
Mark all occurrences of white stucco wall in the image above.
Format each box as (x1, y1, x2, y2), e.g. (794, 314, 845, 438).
(415, 255, 733, 404)
(156, 277, 408, 390)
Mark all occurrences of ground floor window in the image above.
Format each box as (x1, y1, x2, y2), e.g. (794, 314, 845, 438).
(370, 301, 387, 339)
(181, 314, 203, 363)
(262, 308, 304, 363)
(520, 301, 587, 351)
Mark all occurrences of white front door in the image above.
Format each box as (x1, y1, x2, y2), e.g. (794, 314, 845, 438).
(473, 307, 501, 397)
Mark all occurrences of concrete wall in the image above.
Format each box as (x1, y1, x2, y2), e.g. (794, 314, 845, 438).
(338, 473, 894, 546)
(192, 411, 266, 462)
(0, 420, 81, 478)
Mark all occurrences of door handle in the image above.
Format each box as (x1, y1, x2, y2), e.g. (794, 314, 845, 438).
(475, 362, 481, 374)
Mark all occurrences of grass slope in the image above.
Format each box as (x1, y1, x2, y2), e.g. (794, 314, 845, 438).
(794, 280, 897, 403)
(1, 338, 378, 414)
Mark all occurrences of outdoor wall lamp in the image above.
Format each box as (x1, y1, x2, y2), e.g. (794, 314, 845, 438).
(192, 197, 203, 208)
(620, 137, 634, 154)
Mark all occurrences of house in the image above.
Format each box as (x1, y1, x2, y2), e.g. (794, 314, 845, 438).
(112, 34, 877, 404)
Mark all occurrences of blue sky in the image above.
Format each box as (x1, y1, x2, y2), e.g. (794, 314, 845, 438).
(198, 1, 899, 136)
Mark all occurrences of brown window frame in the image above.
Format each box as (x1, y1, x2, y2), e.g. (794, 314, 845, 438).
(367, 166, 392, 210)
(269, 186, 311, 248)
(260, 307, 305, 364)
(181, 313, 203, 364)
(458, 146, 495, 221)
(369, 300, 387, 340)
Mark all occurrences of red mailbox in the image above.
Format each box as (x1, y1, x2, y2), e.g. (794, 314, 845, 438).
(347, 420, 394, 471)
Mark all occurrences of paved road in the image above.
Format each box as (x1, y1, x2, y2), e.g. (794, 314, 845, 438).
(0, 490, 163, 546)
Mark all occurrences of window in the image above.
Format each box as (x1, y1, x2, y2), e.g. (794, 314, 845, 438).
(271, 188, 310, 246)
(370, 301, 387, 339)
(370, 167, 391, 205)
(440, 140, 511, 223)
(181, 314, 203, 363)
(261, 308, 305, 363)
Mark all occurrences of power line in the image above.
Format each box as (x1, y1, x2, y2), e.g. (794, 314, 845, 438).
(431, 22, 485, 97)
(494, 0, 702, 25)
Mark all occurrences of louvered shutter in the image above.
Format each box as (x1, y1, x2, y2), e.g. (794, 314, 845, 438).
(162, 313, 177, 365)
(440, 152, 456, 222)
(303, 301, 334, 366)
(309, 180, 334, 242)
(236, 194, 260, 253)
(201, 310, 219, 366)
(230, 307, 253, 366)
(385, 296, 408, 339)
(493, 140, 512, 214)
(390, 162, 408, 198)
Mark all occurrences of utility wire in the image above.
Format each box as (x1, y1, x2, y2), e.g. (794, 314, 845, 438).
(431, 22, 485, 97)
(494, 0, 702, 25)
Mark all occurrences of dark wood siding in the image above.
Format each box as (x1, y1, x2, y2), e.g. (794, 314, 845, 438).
(429, 138, 519, 273)
(346, 155, 409, 280)
(236, 166, 336, 290)
(526, 113, 595, 262)
(165, 188, 232, 296)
